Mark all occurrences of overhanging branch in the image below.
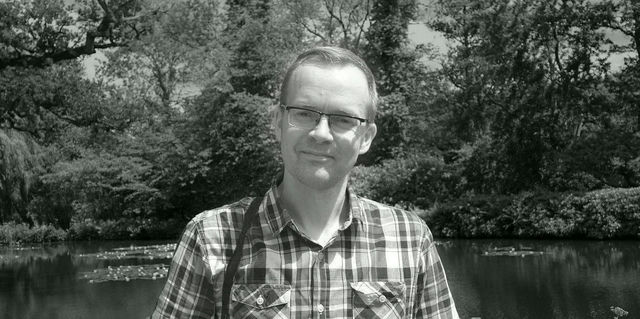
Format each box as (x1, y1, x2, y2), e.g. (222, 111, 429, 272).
(0, 42, 125, 70)
(0, 1, 166, 70)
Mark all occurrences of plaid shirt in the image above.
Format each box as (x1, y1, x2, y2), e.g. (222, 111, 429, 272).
(152, 185, 458, 318)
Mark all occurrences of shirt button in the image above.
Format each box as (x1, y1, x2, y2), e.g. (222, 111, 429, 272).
(317, 304, 325, 313)
(378, 295, 387, 303)
(317, 252, 324, 262)
(256, 296, 265, 306)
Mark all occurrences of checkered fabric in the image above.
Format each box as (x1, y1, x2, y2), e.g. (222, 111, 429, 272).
(151, 186, 458, 318)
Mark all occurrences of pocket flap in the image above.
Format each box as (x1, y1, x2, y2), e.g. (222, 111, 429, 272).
(231, 284, 291, 309)
(350, 281, 405, 306)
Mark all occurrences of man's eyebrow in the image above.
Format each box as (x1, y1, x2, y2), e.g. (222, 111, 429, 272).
(293, 105, 362, 118)
(328, 110, 362, 118)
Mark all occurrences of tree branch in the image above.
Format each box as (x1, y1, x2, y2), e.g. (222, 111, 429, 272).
(301, 20, 328, 41)
(354, 0, 371, 52)
(0, 42, 124, 70)
(552, 25, 564, 74)
(0, 1, 166, 70)
(324, 0, 349, 46)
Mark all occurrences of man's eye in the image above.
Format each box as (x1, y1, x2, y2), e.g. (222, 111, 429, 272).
(333, 116, 356, 126)
(295, 110, 315, 118)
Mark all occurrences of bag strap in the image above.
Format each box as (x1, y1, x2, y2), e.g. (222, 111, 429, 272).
(221, 196, 263, 319)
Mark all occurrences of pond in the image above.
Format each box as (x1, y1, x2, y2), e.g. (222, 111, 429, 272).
(0, 239, 638, 319)
(440, 239, 640, 319)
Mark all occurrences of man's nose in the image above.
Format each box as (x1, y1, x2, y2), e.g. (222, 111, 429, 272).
(309, 115, 334, 142)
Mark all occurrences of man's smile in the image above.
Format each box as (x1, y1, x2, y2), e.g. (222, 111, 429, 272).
(299, 150, 334, 161)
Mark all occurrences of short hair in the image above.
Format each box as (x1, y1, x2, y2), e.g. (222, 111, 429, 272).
(278, 46, 378, 122)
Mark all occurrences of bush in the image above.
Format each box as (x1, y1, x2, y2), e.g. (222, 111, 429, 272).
(68, 219, 100, 240)
(559, 187, 640, 239)
(0, 222, 67, 245)
(68, 218, 183, 241)
(351, 152, 463, 209)
(427, 194, 513, 237)
(427, 187, 640, 239)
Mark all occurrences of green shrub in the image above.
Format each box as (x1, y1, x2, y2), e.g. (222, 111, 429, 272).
(96, 219, 131, 240)
(427, 187, 640, 239)
(558, 187, 640, 239)
(68, 219, 100, 240)
(351, 152, 463, 209)
(427, 194, 512, 237)
(68, 218, 183, 241)
(0, 222, 67, 245)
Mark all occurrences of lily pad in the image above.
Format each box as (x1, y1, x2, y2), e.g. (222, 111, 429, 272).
(79, 264, 170, 283)
(78, 243, 176, 260)
(482, 246, 544, 257)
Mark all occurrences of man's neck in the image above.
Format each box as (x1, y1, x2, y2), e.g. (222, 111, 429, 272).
(278, 173, 349, 246)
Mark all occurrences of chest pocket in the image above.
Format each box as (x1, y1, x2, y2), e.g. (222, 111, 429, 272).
(350, 281, 406, 319)
(231, 284, 291, 319)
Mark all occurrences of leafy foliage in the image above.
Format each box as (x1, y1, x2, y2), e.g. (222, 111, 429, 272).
(429, 0, 639, 193)
(227, 0, 306, 96)
(0, 63, 109, 140)
(352, 152, 464, 209)
(0, 0, 639, 241)
(0, 130, 43, 223)
(170, 91, 281, 214)
(0, 0, 170, 69)
(0, 222, 66, 245)
(428, 187, 640, 239)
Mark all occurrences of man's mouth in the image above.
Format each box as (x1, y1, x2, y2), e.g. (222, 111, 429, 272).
(300, 151, 333, 161)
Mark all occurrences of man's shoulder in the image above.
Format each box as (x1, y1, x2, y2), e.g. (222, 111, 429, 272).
(189, 197, 254, 231)
(356, 196, 433, 240)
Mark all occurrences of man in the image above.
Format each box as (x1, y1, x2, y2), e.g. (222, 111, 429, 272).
(152, 46, 459, 318)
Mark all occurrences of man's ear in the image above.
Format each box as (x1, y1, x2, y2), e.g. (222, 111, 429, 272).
(358, 123, 377, 155)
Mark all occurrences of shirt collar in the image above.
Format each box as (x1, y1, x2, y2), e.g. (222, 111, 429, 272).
(262, 175, 365, 236)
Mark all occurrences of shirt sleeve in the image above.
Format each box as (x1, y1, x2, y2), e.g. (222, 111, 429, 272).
(151, 219, 216, 319)
(414, 231, 460, 319)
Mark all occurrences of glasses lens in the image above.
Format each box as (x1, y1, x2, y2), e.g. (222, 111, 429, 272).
(288, 108, 319, 129)
(287, 107, 363, 132)
(329, 115, 360, 132)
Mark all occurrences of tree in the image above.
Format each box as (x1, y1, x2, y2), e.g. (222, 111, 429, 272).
(358, 0, 444, 165)
(0, 62, 111, 142)
(284, 0, 373, 52)
(166, 90, 281, 216)
(604, 1, 640, 58)
(364, 0, 420, 95)
(226, 0, 306, 96)
(0, 130, 43, 223)
(429, 0, 627, 193)
(0, 0, 169, 70)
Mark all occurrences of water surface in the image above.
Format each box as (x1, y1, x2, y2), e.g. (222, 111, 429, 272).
(440, 239, 640, 319)
(0, 239, 638, 319)
(0, 241, 168, 319)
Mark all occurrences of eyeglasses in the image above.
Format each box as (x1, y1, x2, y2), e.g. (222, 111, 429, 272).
(281, 105, 369, 133)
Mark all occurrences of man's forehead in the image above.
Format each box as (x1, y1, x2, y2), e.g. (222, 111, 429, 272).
(288, 64, 368, 87)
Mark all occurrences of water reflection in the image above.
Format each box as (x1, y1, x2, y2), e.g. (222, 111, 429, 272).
(0, 241, 170, 319)
(0, 240, 638, 319)
(438, 239, 640, 319)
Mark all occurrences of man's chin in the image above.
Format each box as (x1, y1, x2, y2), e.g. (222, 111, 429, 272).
(296, 170, 340, 190)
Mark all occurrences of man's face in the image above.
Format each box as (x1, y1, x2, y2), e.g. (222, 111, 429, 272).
(276, 64, 377, 190)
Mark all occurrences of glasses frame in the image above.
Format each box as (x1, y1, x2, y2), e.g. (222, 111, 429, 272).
(280, 105, 369, 132)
